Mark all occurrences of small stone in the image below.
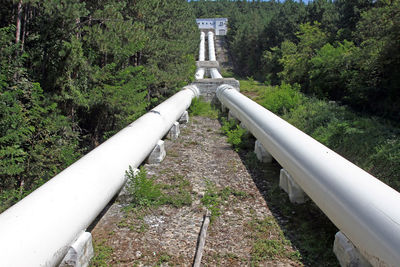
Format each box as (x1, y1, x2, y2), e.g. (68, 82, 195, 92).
(136, 251, 142, 258)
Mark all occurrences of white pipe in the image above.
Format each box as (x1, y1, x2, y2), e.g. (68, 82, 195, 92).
(210, 68, 222, 79)
(195, 68, 205, 80)
(217, 84, 400, 267)
(207, 31, 222, 78)
(199, 32, 205, 62)
(195, 32, 206, 80)
(207, 31, 216, 61)
(0, 85, 200, 267)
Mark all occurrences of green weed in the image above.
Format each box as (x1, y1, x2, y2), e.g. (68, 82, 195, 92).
(90, 239, 113, 267)
(125, 168, 193, 210)
(189, 97, 219, 119)
(220, 118, 252, 152)
(159, 174, 193, 208)
(248, 217, 301, 263)
(220, 69, 235, 78)
(126, 166, 163, 208)
(156, 253, 172, 266)
(201, 179, 248, 222)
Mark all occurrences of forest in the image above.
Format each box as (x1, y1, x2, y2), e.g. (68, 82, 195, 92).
(190, 0, 399, 191)
(191, 0, 400, 120)
(0, 0, 198, 212)
(1, 0, 399, 213)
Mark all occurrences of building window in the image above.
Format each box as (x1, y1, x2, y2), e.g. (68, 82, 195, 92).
(219, 22, 224, 26)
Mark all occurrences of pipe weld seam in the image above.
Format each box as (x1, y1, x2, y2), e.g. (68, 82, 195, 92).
(216, 84, 235, 99)
(183, 84, 200, 98)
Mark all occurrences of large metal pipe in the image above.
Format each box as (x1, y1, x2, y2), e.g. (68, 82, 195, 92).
(0, 85, 200, 267)
(195, 32, 206, 80)
(207, 31, 223, 79)
(210, 68, 222, 79)
(207, 31, 216, 61)
(217, 84, 400, 267)
(199, 32, 205, 61)
(195, 68, 205, 80)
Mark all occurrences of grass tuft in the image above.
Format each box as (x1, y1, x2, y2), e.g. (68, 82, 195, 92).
(125, 167, 193, 210)
(189, 97, 219, 119)
(201, 179, 248, 222)
(248, 217, 301, 263)
(90, 239, 113, 267)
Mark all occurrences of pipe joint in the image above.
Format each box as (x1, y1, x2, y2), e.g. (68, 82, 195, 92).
(183, 84, 200, 98)
(216, 84, 235, 99)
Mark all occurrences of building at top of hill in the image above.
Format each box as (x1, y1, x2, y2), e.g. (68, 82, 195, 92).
(196, 18, 228, 36)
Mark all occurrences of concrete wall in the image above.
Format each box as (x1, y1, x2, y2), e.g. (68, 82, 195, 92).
(196, 18, 228, 36)
(191, 78, 239, 102)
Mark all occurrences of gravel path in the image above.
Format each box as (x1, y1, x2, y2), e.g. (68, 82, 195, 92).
(90, 115, 301, 266)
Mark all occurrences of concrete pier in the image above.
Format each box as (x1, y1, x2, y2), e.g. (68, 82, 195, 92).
(147, 140, 166, 164)
(333, 231, 371, 267)
(254, 140, 272, 163)
(279, 169, 306, 204)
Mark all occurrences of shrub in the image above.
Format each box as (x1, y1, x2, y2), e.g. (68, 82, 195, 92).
(125, 166, 162, 208)
(220, 117, 250, 152)
(261, 83, 304, 115)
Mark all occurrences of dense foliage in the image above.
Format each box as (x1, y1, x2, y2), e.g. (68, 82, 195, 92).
(190, 0, 399, 120)
(0, 0, 198, 212)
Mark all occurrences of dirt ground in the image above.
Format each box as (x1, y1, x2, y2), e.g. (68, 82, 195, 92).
(90, 115, 303, 266)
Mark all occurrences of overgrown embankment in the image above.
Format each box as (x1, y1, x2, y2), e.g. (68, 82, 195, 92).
(236, 77, 400, 191)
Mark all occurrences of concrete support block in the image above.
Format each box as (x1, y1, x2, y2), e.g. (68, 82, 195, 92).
(179, 111, 189, 124)
(59, 232, 94, 267)
(228, 110, 239, 123)
(147, 140, 166, 164)
(254, 140, 272, 163)
(333, 231, 371, 267)
(279, 169, 305, 204)
(221, 104, 227, 113)
(168, 121, 180, 140)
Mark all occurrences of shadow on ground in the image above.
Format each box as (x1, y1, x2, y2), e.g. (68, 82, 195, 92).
(214, 110, 340, 267)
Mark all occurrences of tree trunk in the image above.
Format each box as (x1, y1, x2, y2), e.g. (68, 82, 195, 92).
(15, 0, 23, 44)
(76, 17, 81, 39)
(21, 3, 28, 51)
